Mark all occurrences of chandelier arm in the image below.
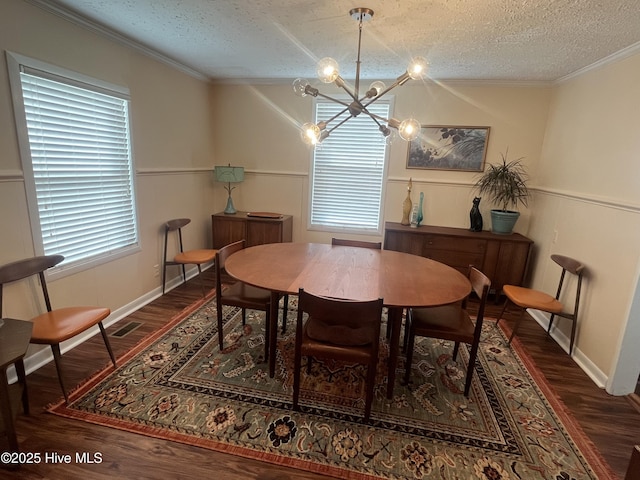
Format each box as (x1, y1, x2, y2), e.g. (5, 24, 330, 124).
(335, 78, 359, 103)
(315, 91, 352, 109)
(361, 109, 390, 127)
(324, 106, 352, 126)
(327, 115, 353, 134)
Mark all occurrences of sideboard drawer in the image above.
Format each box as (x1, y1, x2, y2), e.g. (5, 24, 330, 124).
(421, 235, 486, 254)
(423, 250, 486, 272)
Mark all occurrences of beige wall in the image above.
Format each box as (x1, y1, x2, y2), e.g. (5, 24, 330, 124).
(210, 82, 551, 239)
(530, 52, 640, 391)
(0, 0, 216, 331)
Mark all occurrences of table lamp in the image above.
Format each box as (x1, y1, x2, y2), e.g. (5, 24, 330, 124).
(215, 165, 244, 214)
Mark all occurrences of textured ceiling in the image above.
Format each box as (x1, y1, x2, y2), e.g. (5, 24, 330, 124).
(36, 0, 640, 83)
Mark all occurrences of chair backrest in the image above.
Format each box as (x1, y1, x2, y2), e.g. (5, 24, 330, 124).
(0, 254, 64, 315)
(551, 254, 585, 319)
(467, 266, 491, 336)
(296, 288, 384, 347)
(331, 238, 382, 249)
(163, 218, 191, 260)
(165, 218, 191, 232)
(215, 239, 246, 296)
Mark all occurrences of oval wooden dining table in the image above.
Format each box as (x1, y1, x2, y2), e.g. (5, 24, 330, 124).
(224, 242, 471, 398)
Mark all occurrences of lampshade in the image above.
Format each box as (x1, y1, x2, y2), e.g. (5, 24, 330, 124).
(215, 166, 244, 183)
(215, 165, 244, 214)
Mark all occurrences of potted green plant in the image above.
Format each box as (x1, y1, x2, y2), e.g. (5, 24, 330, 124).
(473, 151, 530, 234)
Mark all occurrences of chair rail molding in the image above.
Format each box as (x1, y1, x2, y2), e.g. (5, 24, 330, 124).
(535, 186, 640, 214)
(0, 170, 25, 182)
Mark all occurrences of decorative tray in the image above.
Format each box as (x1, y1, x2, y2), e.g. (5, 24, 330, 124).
(246, 212, 283, 219)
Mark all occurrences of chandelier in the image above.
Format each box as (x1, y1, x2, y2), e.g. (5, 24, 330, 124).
(293, 7, 428, 146)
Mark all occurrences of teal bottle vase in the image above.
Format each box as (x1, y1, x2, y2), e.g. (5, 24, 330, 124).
(417, 192, 424, 226)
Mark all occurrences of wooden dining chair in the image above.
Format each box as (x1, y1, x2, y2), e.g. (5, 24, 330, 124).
(403, 266, 490, 397)
(215, 240, 287, 358)
(331, 238, 382, 249)
(0, 255, 116, 403)
(292, 288, 384, 421)
(496, 254, 585, 355)
(162, 218, 217, 297)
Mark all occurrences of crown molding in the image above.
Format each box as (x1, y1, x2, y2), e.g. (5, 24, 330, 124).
(555, 40, 640, 84)
(26, 0, 210, 82)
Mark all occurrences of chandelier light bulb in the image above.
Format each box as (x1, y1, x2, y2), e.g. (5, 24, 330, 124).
(317, 57, 340, 83)
(368, 80, 386, 97)
(407, 56, 429, 80)
(293, 78, 310, 97)
(301, 122, 321, 145)
(398, 118, 421, 141)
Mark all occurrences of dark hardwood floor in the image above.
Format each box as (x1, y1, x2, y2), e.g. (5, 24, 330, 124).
(3, 269, 638, 479)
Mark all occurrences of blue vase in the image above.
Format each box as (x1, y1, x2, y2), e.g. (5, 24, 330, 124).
(417, 192, 424, 226)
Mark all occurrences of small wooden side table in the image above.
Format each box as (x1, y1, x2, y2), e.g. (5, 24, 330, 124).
(0, 318, 32, 452)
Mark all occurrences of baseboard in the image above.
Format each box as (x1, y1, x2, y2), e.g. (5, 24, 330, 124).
(7, 263, 211, 383)
(527, 309, 608, 390)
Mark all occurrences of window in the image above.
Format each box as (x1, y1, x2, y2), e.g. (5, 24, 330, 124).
(7, 52, 139, 277)
(309, 97, 391, 233)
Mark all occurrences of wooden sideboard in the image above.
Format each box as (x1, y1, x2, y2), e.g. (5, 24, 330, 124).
(212, 211, 293, 249)
(384, 222, 533, 295)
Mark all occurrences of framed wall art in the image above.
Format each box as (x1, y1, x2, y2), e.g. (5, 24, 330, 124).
(406, 125, 490, 171)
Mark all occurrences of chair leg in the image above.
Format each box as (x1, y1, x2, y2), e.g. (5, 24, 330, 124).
(196, 263, 205, 298)
(569, 318, 577, 356)
(264, 309, 270, 362)
(386, 307, 401, 340)
(217, 305, 225, 351)
(181, 264, 187, 283)
(15, 359, 29, 415)
(402, 309, 410, 353)
(98, 322, 117, 367)
(508, 309, 527, 344)
(292, 347, 302, 412)
(162, 264, 167, 294)
(464, 342, 479, 397)
(241, 308, 246, 326)
(364, 360, 376, 421)
(50, 344, 69, 403)
(452, 341, 461, 360)
(306, 356, 313, 374)
(496, 299, 510, 326)
(546, 314, 556, 337)
(281, 295, 289, 334)
(403, 328, 416, 386)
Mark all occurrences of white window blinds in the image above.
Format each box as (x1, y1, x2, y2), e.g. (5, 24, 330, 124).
(310, 98, 390, 232)
(9, 54, 139, 274)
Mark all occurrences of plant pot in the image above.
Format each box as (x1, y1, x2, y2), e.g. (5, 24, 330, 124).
(490, 210, 520, 235)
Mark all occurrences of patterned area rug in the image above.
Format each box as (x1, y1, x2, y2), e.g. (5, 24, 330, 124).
(48, 296, 613, 479)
